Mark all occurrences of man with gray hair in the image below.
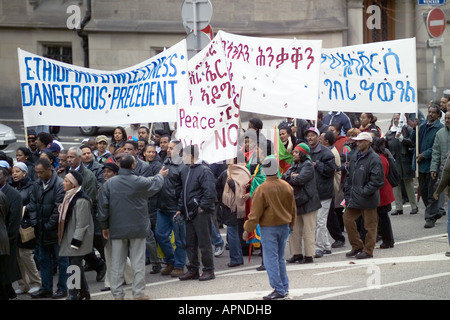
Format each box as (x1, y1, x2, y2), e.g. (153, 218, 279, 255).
(243, 155, 296, 300)
(97, 153, 168, 300)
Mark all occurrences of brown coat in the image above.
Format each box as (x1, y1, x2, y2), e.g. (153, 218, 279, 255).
(244, 176, 296, 232)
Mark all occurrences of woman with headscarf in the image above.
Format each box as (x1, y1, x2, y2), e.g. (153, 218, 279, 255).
(282, 143, 322, 264)
(10, 162, 41, 295)
(58, 171, 94, 300)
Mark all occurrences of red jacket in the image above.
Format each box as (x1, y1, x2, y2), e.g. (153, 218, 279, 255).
(379, 153, 395, 207)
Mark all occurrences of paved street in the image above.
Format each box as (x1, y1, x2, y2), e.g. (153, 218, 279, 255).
(3, 110, 450, 304)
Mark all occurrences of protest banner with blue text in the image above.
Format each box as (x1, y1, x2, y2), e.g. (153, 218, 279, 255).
(18, 39, 190, 128)
(319, 38, 418, 113)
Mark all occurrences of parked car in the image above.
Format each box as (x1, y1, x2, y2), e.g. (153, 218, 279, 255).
(0, 122, 17, 157)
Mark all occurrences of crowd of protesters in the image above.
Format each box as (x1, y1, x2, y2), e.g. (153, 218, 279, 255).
(1, 95, 450, 300)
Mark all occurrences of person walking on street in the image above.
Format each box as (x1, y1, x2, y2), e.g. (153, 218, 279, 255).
(155, 140, 187, 277)
(28, 158, 68, 299)
(305, 127, 337, 258)
(0, 162, 22, 300)
(97, 154, 167, 300)
(58, 171, 94, 300)
(175, 145, 217, 282)
(413, 104, 444, 228)
(343, 132, 385, 259)
(243, 155, 296, 300)
(282, 143, 321, 265)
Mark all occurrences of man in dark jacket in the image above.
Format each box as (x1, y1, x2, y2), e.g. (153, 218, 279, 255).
(28, 158, 68, 299)
(343, 132, 385, 259)
(97, 154, 166, 300)
(305, 127, 337, 258)
(414, 104, 445, 228)
(175, 144, 217, 281)
(0, 164, 22, 300)
(155, 140, 186, 277)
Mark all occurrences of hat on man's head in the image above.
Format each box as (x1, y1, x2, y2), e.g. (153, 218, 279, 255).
(305, 127, 320, 136)
(96, 135, 109, 144)
(27, 129, 37, 138)
(0, 160, 10, 169)
(352, 132, 373, 143)
(45, 142, 61, 153)
(102, 162, 119, 173)
(295, 142, 312, 161)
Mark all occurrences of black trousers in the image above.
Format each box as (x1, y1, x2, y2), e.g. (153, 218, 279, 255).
(185, 212, 214, 272)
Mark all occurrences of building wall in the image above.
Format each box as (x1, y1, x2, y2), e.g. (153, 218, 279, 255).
(1, 0, 450, 112)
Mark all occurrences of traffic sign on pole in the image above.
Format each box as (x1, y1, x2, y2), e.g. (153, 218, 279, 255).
(181, 0, 213, 59)
(426, 8, 446, 38)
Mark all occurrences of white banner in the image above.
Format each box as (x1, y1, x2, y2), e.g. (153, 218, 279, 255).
(18, 39, 190, 127)
(188, 31, 323, 120)
(319, 38, 418, 113)
(176, 101, 241, 164)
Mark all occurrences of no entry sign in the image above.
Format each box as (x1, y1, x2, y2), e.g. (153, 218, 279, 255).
(427, 8, 447, 38)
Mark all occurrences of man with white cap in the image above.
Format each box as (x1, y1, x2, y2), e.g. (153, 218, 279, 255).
(343, 132, 385, 259)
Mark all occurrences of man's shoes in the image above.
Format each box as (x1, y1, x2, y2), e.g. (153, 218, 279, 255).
(161, 264, 174, 275)
(179, 270, 200, 281)
(286, 254, 303, 263)
(263, 290, 286, 300)
(150, 264, 162, 274)
(345, 248, 362, 257)
(314, 250, 323, 258)
(52, 290, 68, 299)
(170, 268, 185, 277)
(30, 289, 53, 299)
(214, 244, 225, 257)
(100, 287, 111, 292)
(424, 219, 435, 228)
(256, 264, 266, 271)
(227, 262, 243, 267)
(199, 271, 215, 281)
(331, 240, 345, 248)
(410, 207, 419, 214)
(323, 249, 332, 254)
(390, 210, 403, 216)
(356, 251, 373, 259)
(299, 256, 314, 264)
(83, 264, 95, 272)
(15, 288, 26, 295)
(379, 242, 394, 249)
(29, 287, 40, 295)
(445, 252, 450, 257)
(79, 291, 91, 300)
(96, 264, 106, 282)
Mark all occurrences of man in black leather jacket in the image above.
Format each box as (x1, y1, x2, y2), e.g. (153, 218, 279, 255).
(175, 144, 217, 282)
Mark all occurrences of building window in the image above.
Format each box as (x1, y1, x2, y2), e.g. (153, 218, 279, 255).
(42, 44, 73, 63)
(363, 0, 396, 43)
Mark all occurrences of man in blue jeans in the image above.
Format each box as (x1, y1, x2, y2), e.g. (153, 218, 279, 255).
(155, 140, 187, 277)
(243, 155, 296, 300)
